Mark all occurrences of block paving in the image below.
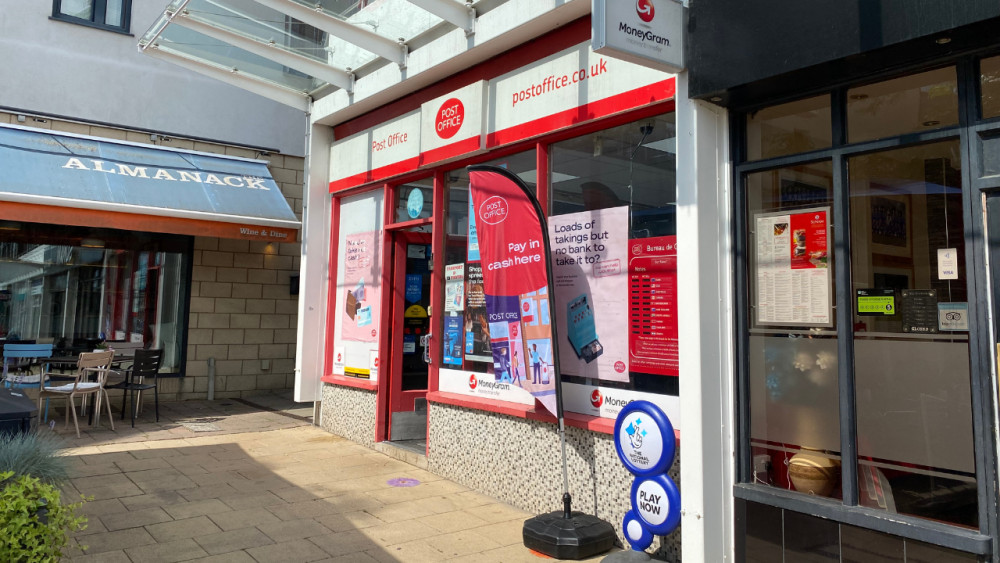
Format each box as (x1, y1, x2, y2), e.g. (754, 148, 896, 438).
(54, 395, 615, 562)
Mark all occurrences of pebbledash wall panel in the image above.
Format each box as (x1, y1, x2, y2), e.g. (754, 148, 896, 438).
(426, 403, 681, 560)
(321, 384, 378, 450)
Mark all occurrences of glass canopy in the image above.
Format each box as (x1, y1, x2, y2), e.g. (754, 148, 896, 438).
(140, 0, 453, 97)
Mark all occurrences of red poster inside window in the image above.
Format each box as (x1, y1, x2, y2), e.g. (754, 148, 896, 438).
(789, 211, 828, 269)
(628, 236, 678, 377)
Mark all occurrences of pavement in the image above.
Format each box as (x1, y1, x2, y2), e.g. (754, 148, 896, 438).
(51, 392, 616, 562)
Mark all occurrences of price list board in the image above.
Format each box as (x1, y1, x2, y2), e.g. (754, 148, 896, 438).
(628, 236, 678, 377)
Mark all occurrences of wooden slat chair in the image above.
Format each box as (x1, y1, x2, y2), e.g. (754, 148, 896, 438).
(38, 350, 116, 438)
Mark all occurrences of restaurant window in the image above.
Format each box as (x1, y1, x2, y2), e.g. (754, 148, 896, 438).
(0, 222, 191, 373)
(737, 62, 984, 551)
(548, 112, 678, 402)
(52, 0, 131, 33)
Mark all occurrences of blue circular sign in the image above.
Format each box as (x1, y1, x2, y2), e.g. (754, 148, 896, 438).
(614, 400, 675, 477)
(630, 473, 681, 536)
(622, 509, 653, 551)
(406, 188, 424, 219)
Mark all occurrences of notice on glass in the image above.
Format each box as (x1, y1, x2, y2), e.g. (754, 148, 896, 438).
(445, 263, 465, 312)
(755, 208, 832, 327)
(628, 236, 678, 377)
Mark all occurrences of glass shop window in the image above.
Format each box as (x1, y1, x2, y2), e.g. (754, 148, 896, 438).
(848, 140, 976, 527)
(746, 95, 832, 161)
(0, 223, 190, 373)
(441, 151, 536, 375)
(981, 55, 1000, 120)
(745, 161, 840, 498)
(548, 112, 678, 399)
(847, 67, 958, 143)
(395, 177, 433, 226)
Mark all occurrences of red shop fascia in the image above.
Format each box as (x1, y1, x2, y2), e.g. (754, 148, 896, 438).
(321, 17, 676, 441)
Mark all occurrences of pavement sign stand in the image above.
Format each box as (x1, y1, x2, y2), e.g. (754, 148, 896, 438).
(603, 400, 681, 562)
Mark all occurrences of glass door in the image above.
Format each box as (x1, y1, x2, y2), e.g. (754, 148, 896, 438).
(386, 229, 433, 443)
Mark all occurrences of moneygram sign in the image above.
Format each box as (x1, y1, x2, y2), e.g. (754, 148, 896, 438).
(592, 0, 685, 73)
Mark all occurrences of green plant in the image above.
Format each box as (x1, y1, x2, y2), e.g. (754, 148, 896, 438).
(0, 430, 70, 483)
(0, 470, 87, 562)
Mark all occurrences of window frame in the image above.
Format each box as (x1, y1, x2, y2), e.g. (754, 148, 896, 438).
(51, 0, 132, 34)
(732, 56, 1000, 555)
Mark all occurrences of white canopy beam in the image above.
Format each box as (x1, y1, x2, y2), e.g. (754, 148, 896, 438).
(405, 0, 475, 36)
(251, 0, 408, 68)
(141, 45, 310, 112)
(173, 12, 355, 92)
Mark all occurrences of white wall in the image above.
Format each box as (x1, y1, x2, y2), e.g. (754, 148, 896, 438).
(0, 1, 307, 156)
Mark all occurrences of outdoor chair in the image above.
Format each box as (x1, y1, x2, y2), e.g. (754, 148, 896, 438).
(2, 342, 54, 390)
(38, 350, 116, 438)
(114, 348, 163, 427)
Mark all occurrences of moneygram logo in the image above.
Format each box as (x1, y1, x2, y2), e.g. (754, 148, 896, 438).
(591, 389, 604, 408)
(636, 0, 654, 22)
(469, 374, 478, 389)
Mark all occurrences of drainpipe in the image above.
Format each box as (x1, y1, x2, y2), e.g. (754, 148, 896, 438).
(207, 357, 216, 401)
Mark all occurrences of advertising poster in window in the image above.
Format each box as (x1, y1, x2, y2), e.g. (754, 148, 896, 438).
(628, 235, 678, 377)
(754, 207, 832, 327)
(463, 263, 491, 362)
(332, 191, 384, 379)
(549, 206, 630, 383)
(469, 165, 558, 416)
(444, 263, 465, 312)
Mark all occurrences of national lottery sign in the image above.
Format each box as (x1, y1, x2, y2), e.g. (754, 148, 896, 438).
(468, 165, 559, 417)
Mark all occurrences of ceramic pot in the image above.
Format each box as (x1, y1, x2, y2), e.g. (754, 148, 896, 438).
(788, 450, 839, 497)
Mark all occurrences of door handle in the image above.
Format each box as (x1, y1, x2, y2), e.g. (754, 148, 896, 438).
(421, 333, 432, 365)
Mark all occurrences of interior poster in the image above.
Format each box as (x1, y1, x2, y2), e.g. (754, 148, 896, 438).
(341, 230, 381, 342)
(754, 207, 832, 327)
(469, 165, 558, 416)
(549, 206, 629, 382)
(628, 235, 678, 377)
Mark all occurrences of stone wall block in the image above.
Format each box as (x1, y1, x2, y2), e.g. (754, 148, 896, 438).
(191, 266, 217, 282)
(244, 329, 275, 344)
(212, 329, 245, 345)
(198, 313, 230, 329)
(260, 314, 289, 329)
(230, 314, 262, 329)
(215, 298, 246, 314)
(262, 285, 291, 300)
(189, 297, 215, 313)
(247, 269, 277, 284)
(216, 268, 248, 283)
(196, 344, 230, 360)
(274, 300, 298, 315)
(273, 329, 297, 344)
(201, 251, 235, 268)
(187, 329, 214, 346)
(263, 254, 294, 271)
(246, 300, 276, 314)
(233, 254, 264, 269)
(228, 344, 259, 360)
(232, 284, 262, 299)
(218, 239, 250, 253)
(194, 237, 219, 251)
(214, 360, 243, 376)
(200, 282, 233, 298)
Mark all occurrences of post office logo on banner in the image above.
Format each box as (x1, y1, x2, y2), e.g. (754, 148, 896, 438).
(420, 81, 487, 165)
(479, 196, 509, 225)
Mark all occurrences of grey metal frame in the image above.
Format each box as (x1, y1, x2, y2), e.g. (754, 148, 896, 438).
(732, 55, 1000, 558)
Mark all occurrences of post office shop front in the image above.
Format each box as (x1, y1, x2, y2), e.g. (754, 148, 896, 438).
(314, 18, 684, 554)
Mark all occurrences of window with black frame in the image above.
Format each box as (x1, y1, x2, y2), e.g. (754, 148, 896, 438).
(52, 0, 131, 33)
(738, 65, 984, 544)
(0, 222, 190, 374)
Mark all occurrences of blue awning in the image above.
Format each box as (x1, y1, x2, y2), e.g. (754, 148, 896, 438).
(0, 124, 299, 240)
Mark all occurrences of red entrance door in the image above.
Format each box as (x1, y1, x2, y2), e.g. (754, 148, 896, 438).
(386, 231, 432, 442)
